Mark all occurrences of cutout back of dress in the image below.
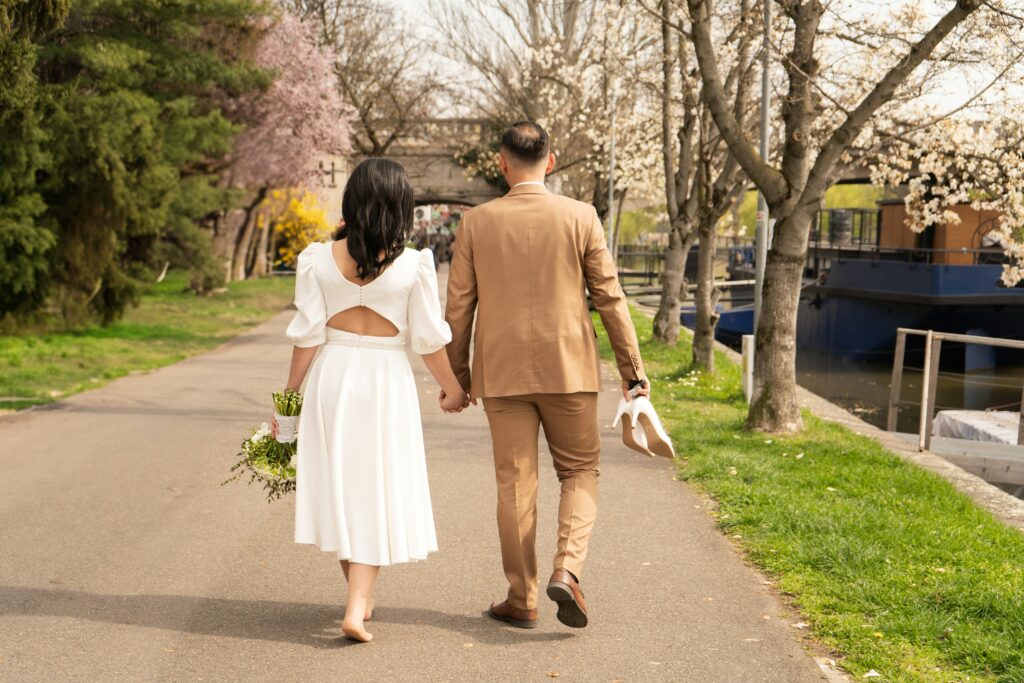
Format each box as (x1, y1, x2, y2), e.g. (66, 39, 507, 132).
(326, 241, 401, 337)
(326, 307, 400, 337)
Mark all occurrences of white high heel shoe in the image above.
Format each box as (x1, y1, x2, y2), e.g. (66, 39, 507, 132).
(613, 396, 675, 458)
(632, 396, 675, 458)
(613, 397, 655, 457)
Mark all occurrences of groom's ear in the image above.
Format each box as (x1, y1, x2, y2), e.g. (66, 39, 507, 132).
(545, 153, 556, 175)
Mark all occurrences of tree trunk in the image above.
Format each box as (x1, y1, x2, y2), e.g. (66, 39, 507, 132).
(230, 187, 268, 282)
(265, 219, 278, 273)
(692, 215, 719, 371)
(652, 224, 696, 344)
(250, 208, 270, 278)
(209, 210, 237, 278)
(209, 212, 227, 260)
(746, 212, 810, 432)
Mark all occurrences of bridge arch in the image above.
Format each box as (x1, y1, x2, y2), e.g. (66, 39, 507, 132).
(357, 118, 504, 208)
(315, 119, 506, 225)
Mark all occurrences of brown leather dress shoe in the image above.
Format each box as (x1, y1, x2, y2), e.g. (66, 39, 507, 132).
(487, 600, 539, 629)
(546, 569, 588, 628)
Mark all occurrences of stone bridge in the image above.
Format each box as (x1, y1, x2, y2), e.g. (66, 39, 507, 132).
(362, 118, 503, 207)
(315, 119, 503, 225)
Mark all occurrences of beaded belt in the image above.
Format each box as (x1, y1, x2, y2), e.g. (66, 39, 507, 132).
(324, 329, 407, 351)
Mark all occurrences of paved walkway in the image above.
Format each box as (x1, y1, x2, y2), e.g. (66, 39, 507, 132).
(1, 312, 829, 681)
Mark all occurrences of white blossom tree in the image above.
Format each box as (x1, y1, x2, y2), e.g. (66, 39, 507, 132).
(872, 118, 1024, 286)
(686, 0, 1024, 432)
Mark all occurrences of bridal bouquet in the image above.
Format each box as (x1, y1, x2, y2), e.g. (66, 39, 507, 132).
(224, 389, 302, 502)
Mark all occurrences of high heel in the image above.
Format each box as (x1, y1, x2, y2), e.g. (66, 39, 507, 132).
(613, 398, 656, 457)
(632, 397, 675, 458)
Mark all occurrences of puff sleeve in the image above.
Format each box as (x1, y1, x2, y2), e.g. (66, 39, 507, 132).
(285, 243, 328, 348)
(408, 249, 453, 355)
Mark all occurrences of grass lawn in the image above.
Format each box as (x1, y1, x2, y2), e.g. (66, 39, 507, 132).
(595, 309, 1024, 683)
(1, 272, 294, 411)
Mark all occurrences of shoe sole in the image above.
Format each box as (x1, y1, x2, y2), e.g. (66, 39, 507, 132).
(637, 413, 675, 458)
(621, 419, 655, 458)
(485, 608, 538, 629)
(546, 581, 588, 628)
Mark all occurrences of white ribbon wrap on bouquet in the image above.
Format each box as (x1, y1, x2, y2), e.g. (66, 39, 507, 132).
(274, 413, 298, 444)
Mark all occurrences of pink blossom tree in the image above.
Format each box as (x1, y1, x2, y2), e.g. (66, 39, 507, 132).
(214, 11, 352, 281)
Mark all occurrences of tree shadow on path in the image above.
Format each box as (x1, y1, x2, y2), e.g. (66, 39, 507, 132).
(0, 586, 572, 648)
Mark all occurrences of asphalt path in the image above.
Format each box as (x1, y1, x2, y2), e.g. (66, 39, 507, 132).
(1, 309, 828, 682)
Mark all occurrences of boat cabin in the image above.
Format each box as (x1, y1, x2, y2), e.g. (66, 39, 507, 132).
(876, 200, 1003, 265)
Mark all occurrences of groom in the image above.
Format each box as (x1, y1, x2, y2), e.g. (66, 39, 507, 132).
(445, 121, 649, 629)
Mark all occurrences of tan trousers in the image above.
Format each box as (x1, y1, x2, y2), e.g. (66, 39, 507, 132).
(482, 392, 601, 610)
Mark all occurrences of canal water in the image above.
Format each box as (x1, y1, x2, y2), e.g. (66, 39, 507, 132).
(796, 347, 1024, 435)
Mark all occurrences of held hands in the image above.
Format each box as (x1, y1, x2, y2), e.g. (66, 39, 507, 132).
(438, 387, 472, 413)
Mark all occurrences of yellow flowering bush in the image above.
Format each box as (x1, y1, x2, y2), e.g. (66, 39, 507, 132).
(270, 190, 332, 268)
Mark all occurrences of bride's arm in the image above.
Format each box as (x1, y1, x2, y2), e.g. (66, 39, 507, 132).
(420, 347, 469, 412)
(285, 346, 318, 391)
(272, 346, 318, 437)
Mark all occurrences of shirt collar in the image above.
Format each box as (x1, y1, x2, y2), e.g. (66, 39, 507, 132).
(507, 181, 550, 197)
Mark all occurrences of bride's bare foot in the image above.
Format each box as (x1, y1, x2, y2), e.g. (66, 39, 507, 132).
(344, 602, 376, 622)
(341, 563, 379, 643)
(341, 618, 373, 643)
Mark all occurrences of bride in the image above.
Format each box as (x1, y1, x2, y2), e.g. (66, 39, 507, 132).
(275, 158, 469, 642)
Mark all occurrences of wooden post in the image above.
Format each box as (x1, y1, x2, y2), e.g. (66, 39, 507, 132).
(918, 331, 934, 451)
(921, 334, 942, 451)
(742, 335, 755, 405)
(887, 330, 907, 432)
(1018, 380, 1024, 446)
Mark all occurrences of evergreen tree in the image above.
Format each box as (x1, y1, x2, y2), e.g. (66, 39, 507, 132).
(0, 0, 71, 318)
(34, 0, 268, 323)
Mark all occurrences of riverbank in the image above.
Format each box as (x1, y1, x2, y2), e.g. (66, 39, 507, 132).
(595, 310, 1024, 682)
(0, 273, 294, 411)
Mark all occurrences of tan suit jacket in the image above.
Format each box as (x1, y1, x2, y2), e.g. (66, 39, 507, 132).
(445, 184, 644, 398)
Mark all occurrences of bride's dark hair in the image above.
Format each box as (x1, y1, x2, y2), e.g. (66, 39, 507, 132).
(335, 158, 414, 280)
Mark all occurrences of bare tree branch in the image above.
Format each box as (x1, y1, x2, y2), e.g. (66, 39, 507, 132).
(804, 0, 984, 200)
(687, 0, 787, 203)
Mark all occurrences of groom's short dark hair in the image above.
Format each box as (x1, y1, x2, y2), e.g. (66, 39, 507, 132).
(501, 121, 550, 164)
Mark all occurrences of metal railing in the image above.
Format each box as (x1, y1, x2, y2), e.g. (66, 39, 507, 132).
(615, 249, 664, 285)
(809, 208, 881, 249)
(616, 241, 757, 285)
(887, 328, 1024, 450)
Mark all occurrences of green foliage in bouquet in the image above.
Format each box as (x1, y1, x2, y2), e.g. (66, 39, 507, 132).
(225, 390, 302, 503)
(273, 388, 302, 416)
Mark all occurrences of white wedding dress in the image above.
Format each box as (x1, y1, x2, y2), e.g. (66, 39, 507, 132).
(286, 241, 450, 565)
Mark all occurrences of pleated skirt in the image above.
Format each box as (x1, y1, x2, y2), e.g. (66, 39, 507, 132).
(294, 329, 438, 565)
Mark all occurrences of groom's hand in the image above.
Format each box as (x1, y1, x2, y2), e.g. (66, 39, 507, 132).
(438, 388, 470, 413)
(622, 378, 651, 401)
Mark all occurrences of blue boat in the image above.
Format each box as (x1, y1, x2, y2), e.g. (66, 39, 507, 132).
(681, 204, 1024, 361)
(680, 304, 753, 348)
(798, 260, 1024, 359)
